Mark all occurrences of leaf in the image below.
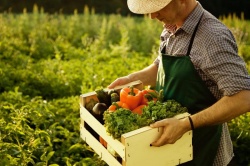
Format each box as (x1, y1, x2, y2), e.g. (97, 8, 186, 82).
(35, 162, 46, 166)
(32, 138, 41, 148)
(36, 130, 52, 146)
(68, 143, 83, 153)
(46, 151, 55, 161)
(40, 151, 47, 161)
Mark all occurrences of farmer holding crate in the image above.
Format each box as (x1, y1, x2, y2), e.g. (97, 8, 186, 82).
(108, 0, 250, 165)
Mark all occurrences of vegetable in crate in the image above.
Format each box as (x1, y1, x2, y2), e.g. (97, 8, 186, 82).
(95, 89, 111, 106)
(140, 100, 188, 126)
(104, 98, 188, 139)
(141, 89, 159, 105)
(108, 101, 130, 112)
(85, 98, 98, 112)
(110, 92, 120, 103)
(84, 98, 100, 140)
(92, 103, 108, 124)
(132, 104, 146, 115)
(120, 86, 143, 110)
(99, 136, 107, 148)
(104, 108, 141, 140)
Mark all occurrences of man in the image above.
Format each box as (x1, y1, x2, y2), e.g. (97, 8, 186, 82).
(108, 0, 250, 165)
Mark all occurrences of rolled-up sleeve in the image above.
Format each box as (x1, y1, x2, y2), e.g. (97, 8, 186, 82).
(201, 32, 250, 96)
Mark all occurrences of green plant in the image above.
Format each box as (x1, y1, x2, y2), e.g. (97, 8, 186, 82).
(0, 8, 249, 165)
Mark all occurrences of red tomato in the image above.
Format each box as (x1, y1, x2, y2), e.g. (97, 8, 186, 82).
(132, 104, 146, 115)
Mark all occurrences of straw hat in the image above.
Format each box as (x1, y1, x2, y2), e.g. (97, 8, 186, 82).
(127, 0, 172, 14)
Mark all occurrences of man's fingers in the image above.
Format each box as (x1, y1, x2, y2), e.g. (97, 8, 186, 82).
(107, 77, 131, 89)
(150, 118, 183, 147)
(107, 80, 123, 89)
(150, 134, 168, 147)
(107, 82, 118, 89)
(150, 119, 165, 128)
(150, 120, 169, 146)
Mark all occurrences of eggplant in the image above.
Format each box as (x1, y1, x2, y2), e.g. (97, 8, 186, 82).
(84, 102, 107, 140)
(92, 103, 108, 125)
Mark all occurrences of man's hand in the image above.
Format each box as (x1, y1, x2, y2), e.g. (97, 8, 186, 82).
(150, 90, 250, 147)
(150, 117, 191, 146)
(107, 76, 131, 89)
(108, 63, 158, 89)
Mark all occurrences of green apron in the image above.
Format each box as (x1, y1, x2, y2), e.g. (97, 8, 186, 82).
(156, 14, 222, 166)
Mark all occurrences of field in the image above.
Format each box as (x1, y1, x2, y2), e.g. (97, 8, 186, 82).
(0, 6, 250, 166)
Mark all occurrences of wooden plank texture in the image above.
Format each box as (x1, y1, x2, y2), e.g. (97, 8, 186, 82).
(123, 129, 192, 166)
(121, 113, 193, 166)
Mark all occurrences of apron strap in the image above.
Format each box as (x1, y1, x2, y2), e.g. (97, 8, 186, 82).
(186, 12, 204, 56)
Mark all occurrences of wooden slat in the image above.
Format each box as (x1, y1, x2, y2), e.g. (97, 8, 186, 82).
(122, 112, 191, 138)
(80, 125, 122, 166)
(123, 129, 192, 166)
(80, 106, 125, 159)
(121, 112, 192, 166)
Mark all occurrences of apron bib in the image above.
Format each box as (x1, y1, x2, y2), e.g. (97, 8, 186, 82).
(156, 14, 222, 166)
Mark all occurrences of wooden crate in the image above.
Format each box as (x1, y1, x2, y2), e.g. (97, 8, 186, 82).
(80, 80, 193, 166)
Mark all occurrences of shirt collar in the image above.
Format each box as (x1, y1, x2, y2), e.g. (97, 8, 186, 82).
(163, 24, 177, 34)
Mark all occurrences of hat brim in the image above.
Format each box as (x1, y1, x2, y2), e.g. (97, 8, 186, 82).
(127, 0, 172, 14)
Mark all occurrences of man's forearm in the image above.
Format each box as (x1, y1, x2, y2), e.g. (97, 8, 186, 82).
(191, 90, 250, 128)
(127, 63, 158, 86)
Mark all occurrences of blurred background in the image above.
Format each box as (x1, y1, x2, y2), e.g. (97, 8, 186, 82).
(0, 0, 250, 19)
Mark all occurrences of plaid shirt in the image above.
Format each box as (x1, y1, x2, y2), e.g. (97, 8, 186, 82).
(154, 2, 250, 166)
